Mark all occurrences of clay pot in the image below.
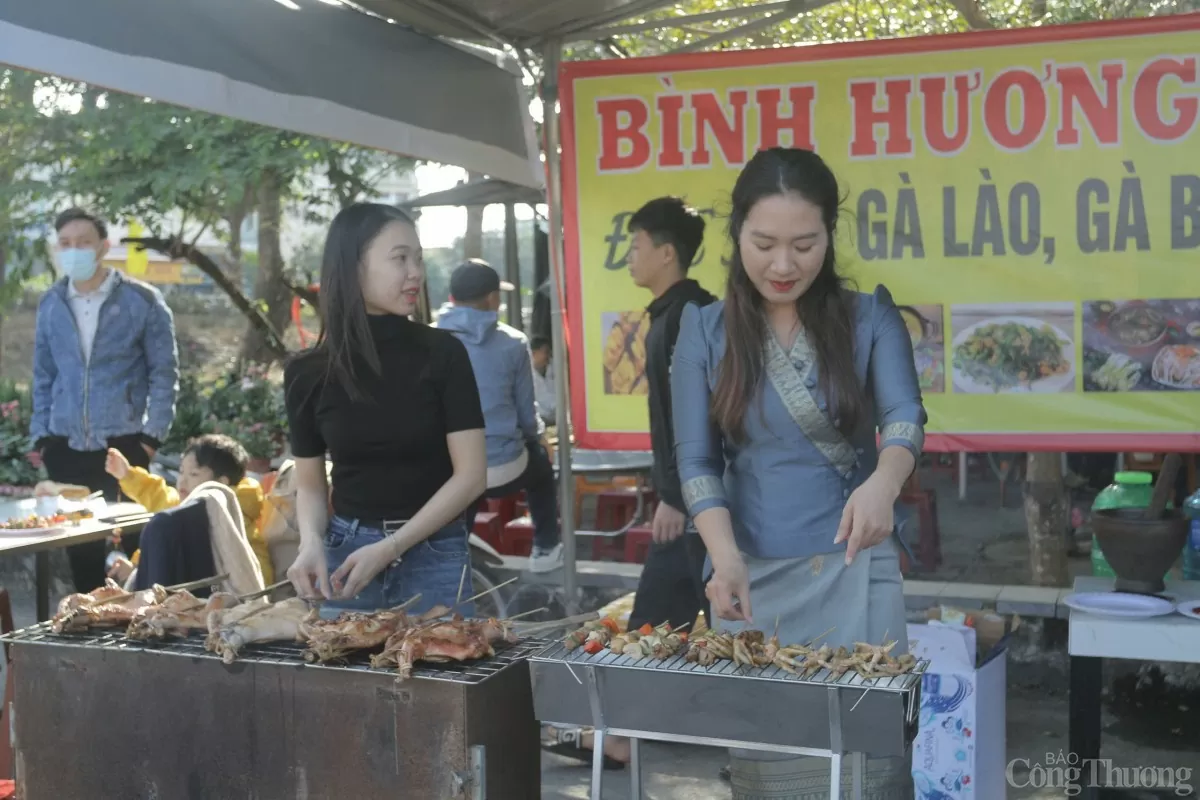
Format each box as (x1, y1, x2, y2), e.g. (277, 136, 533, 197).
(1091, 507, 1188, 594)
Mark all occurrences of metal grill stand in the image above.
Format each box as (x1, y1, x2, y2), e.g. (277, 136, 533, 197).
(531, 643, 926, 800)
(4, 624, 548, 800)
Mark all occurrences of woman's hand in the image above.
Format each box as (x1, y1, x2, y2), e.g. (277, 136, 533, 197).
(834, 472, 901, 565)
(705, 553, 753, 624)
(330, 540, 398, 600)
(288, 542, 332, 601)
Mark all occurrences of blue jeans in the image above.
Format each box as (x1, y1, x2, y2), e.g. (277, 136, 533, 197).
(322, 515, 474, 618)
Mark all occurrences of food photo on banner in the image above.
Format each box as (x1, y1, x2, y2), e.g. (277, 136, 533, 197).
(558, 15, 1200, 452)
(1082, 299, 1200, 392)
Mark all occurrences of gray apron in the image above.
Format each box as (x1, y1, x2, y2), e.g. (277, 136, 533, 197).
(719, 332, 913, 799)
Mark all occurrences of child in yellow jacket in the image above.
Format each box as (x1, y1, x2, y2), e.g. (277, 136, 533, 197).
(105, 433, 275, 584)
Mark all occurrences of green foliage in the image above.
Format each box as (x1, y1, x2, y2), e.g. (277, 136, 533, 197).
(162, 374, 214, 455)
(0, 70, 69, 307)
(164, 368, 287, 460)
(0, 380, 41, 489)
(563, 0, 1198, 61)
(56, 92, 415, 243)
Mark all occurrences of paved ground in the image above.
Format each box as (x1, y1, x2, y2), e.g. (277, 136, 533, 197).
(2, 465, 1198, 797)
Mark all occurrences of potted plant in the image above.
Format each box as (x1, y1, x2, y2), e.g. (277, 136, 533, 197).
(208, 365, 288, 473)
(163, 374, 215, 456)
(0, 380, 42, 498)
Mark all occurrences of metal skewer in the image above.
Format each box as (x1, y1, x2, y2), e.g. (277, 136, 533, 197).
(238, 579, 291, 602)
(453, 576, 518, 612)
(455, 563, 468, 606)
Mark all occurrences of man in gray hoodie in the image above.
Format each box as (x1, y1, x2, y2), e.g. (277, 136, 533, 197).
(437, 260, 562, 573)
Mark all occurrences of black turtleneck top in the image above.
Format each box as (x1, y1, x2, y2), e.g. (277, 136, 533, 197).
(283, 314, 484, 521)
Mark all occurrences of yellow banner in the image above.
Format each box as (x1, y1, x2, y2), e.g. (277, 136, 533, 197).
(561, 17, 1200, 451)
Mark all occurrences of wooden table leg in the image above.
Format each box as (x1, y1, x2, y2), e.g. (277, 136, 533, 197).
(35, 551, 50, 622)
(1069, 655, 1102, 799)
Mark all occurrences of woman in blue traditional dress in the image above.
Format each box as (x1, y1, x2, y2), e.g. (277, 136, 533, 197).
(672, 147, 926, 798)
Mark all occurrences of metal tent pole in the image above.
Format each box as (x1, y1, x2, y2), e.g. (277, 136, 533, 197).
(504, 201, 522, 330)
(542, 38, 578, 613)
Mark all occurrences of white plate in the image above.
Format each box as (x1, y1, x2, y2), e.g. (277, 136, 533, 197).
(952, 316, 1075, 394)
(1063, 592, 1176, 619)
(1175, 600, 1200, 620)
(0, 524, 65, 536)
(0, 496, 97, 536)
(1150, 345, 1200, 390)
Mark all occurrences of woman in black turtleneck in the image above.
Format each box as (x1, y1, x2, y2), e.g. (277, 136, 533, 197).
(283, 203, 487, 616)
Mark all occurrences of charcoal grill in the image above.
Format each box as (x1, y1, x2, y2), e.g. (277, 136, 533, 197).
(530, 642, 927, 800)
(3, 623, 546, 800)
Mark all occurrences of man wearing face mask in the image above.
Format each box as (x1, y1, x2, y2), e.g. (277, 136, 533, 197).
(30, 208, 179, 591)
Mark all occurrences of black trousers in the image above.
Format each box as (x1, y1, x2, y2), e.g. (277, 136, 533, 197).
(627, 532, 709, 631)
(41, 434, 148, 591)
(478, 441, 560, 551)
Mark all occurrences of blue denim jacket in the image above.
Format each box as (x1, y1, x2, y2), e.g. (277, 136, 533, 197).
(672, 285, 926, 560)
(30, 272, 179, 452)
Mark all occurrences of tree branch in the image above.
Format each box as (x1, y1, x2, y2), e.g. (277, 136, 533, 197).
(122, 236, 288, 358)
(286, 280, 321, 313)
(948, 0, 994, 29)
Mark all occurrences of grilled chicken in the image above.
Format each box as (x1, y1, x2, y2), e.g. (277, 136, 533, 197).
(299, 604, 452, 663)
(127, 591, 240, 640)
(55, 579, 128, 617)
(205, 597, 311, 664)
(372, 618, 517, 679)
(52, 581, 169, 633)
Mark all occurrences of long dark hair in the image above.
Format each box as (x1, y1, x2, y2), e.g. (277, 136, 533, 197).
(711, 148, 864, 441)
(313, 202, 417, 401)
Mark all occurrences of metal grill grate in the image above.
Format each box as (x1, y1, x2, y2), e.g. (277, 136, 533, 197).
(1, 623, 550, 685)
(532, 641, 927, 693)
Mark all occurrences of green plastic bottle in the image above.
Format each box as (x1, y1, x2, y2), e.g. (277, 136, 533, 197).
(1091, 472, 1155, 578)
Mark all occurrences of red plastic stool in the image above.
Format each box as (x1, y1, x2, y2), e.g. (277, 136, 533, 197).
(623, 525, 654, 563)
(588, 534, 626, 562)
(502, 517, 535, 557)
(595, 489, 640, 529)
(472, 511, 503, 550)
(485, 495, 519, 525)
(900, 488, 942, 570)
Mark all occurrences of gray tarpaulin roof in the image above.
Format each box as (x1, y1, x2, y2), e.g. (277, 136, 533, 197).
(404, 178, 544, 208)
(0, 0, 543, 187)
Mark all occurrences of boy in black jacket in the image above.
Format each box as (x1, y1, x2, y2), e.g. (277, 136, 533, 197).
(624, 197, 716, 632)
(543, 197, 716, 770)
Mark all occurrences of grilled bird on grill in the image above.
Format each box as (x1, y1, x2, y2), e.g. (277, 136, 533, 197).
(298, 604, 451, 663)
(372, 618, 518, 679)
(205, 597, 310, 664)
(127, 591, 241, 640)
(684, 632, 918, 680)
(52, 580, 170, 633)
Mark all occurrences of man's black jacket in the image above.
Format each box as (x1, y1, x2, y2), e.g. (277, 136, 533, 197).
(644, 278, 717, 513)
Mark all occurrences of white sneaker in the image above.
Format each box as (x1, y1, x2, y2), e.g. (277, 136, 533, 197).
(528, 543, 564, 573)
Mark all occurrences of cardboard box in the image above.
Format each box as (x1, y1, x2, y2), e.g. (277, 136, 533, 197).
(909, 621, 1008, 800)
(925, 607, 1022, 664)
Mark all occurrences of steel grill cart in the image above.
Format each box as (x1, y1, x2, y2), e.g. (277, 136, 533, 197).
(2, 624, 546, 799)
(530, 642, 927, 800)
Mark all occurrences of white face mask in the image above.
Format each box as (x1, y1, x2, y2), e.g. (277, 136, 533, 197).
(59, 248, 100, 282)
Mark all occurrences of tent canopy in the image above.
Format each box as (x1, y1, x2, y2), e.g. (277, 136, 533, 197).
(404, 178, 544, 209)
(358, 0, 812, 48)
(0, 0, 543, 187)
(354, 0, 681, 46)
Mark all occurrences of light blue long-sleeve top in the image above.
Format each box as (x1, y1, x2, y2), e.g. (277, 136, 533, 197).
(671, 284, 927, 560)
(436, 305, 543, 468)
